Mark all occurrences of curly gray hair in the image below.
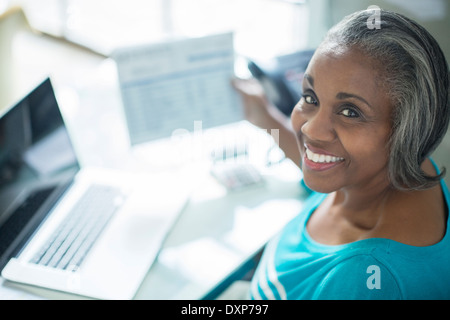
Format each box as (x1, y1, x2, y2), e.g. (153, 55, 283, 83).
(322, 8, 450, 190)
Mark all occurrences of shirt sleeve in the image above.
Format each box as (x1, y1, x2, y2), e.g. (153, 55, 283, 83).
(311, 255, 403, 300)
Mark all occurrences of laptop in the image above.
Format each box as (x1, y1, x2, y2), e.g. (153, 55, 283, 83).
(0, 78, 189, 299)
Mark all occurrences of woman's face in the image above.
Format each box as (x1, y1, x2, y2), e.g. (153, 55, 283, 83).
(291, 45, 393, 194)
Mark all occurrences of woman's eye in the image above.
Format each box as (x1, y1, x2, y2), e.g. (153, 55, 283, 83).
(302, 94, 317, 105)
(340, 108, 360, 118)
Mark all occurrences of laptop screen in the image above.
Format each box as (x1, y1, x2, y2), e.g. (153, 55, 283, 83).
(0, 78, 80, 264)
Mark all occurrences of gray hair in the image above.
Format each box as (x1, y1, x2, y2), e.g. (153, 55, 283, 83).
(322, 9, 450, 191)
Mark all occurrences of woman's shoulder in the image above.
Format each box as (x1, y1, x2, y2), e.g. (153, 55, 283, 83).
(310, 246, 450, 299)
(310, 253, 403, 299)
(376, 159, 448, 247)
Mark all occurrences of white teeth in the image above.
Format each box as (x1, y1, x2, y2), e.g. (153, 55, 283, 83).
(305, 148, 343, 163)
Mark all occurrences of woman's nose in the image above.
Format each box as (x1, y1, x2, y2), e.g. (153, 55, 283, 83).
(300, 108, 336, 143)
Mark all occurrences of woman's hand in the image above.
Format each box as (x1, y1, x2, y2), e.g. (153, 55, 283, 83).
(231, 77, 275, 130)
(231, 77, 300, 166)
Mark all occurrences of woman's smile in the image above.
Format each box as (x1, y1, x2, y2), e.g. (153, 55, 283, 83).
(303, 144, 345, 171)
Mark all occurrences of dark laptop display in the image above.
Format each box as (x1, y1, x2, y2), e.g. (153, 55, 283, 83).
(0, 78, 79, 270)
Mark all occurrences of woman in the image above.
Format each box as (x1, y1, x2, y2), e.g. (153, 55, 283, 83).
(232, 9, 450, 299)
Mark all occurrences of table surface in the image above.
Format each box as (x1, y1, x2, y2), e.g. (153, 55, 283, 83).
(1, 120, 308, 300)
(0, 31, 309, 300)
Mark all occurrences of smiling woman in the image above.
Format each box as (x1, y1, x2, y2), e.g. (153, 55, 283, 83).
(322, 10, 450, 192)
(293, 47, 394, 195)
(232, 8, 450, 300)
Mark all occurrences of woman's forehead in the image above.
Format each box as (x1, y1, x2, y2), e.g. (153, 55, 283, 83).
(306, 45, 384, 92)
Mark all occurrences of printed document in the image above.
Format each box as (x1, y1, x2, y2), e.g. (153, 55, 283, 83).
(113, 32, 242, 145)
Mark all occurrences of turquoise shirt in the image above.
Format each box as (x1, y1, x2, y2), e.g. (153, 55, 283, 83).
(250, 170, 450, 300)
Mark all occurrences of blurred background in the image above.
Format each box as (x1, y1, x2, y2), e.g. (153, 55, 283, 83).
(0, 0, 449, 183)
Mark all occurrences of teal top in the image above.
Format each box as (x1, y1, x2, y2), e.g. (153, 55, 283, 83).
(250, 164, 450, 300)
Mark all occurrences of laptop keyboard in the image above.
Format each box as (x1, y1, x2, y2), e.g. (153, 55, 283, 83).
(30, 185, 124, 271)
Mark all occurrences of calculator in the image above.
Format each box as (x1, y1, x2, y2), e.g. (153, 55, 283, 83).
(210, 162, 264, 190)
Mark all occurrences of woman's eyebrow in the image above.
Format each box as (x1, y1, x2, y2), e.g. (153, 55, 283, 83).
(303, 74, 373, 109)
(303, 73, 314, 87)
(336, 92, 373, 109)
